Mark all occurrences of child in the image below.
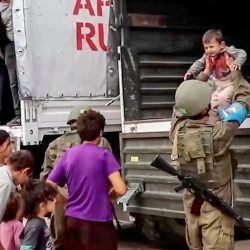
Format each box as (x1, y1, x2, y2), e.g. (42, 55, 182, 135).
(47, 110, 127, 250)
(0, 129, 12, 166)
(0, 192, 23, 250)
(184, 29, 247, 115)
(20, 180, 57, 250)
(0, 150, 34, 221)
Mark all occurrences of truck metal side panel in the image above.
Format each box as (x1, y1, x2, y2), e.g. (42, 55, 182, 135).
(13, 0, 119, 98)
(120, 131, 250, 222)
(20, 98, 121, 145)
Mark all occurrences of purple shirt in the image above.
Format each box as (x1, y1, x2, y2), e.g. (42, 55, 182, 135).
(48, 143, 121, 222)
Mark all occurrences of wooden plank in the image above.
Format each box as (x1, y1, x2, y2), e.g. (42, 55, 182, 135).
(128, 13, 167, 28)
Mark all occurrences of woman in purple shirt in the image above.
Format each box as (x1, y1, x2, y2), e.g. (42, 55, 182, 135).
(48, 110, 127, 250)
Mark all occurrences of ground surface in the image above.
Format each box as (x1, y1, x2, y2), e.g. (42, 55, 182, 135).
(115, 205, 250, 250)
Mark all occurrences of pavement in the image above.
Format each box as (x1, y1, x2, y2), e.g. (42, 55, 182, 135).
(115, 204, 250, 250)
(235, 240, 250, 249)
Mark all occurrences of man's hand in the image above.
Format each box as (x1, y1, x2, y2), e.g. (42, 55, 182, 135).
(230, 63, 241, 71)
(225, 53, 241, 71)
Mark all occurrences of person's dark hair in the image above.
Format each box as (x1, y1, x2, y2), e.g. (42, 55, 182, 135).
(2, 192, 21, 222)
(7, 150, 35, 173)
(0, 130, 10, 146)
(21, 179, 57, 219)
(77, 110, 105, 141)
(202, 29, 224, 44)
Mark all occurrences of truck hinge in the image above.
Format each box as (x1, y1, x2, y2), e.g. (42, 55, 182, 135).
(116, 182, 143, 212)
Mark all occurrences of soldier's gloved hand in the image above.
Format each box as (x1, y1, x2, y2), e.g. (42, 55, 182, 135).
(230, 63, 241, 71)
(219, 102, 248, 125)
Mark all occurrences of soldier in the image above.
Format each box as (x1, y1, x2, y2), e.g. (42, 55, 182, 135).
(40, 105, 113, 250)
(170, 73, 250, 249)
(41, 105, 112, 177)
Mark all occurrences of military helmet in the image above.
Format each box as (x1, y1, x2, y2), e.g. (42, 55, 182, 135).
(67, 105, 91, 125)
(175, 80, 212, 117)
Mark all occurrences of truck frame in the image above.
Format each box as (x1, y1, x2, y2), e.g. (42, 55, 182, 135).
(117, 0, 250, 246)
(1, 0, 250, 247)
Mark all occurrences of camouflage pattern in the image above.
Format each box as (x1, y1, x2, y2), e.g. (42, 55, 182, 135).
(184, 192, 235, 250)
(41, 131, 112, 175)
(196, 70, 250, 110)
(66, 105, 91, 125)
(169, 70, 250, 249)
(40, 130, 112, 249)
(99, 135, 113, 152)
(41, 131, 81, 176)
(175, 79, 212, 117)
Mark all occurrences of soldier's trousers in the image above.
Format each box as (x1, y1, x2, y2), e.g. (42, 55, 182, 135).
(183, 194, 235, 250)
(51, 191, 68, 249)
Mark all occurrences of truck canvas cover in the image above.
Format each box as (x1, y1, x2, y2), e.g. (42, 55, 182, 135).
(13, 0, 111, 99)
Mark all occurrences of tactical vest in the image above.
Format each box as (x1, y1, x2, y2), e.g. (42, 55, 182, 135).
(176, 121, 232, 189)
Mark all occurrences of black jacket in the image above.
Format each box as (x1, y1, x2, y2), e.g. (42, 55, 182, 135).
(0, 16, 10, 53)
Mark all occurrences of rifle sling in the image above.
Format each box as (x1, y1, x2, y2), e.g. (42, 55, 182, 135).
(190, 196, 205, 216)
(171, 120, 186, 165)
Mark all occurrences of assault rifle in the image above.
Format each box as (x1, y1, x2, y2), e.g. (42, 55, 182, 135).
(151, 155, 250, 235)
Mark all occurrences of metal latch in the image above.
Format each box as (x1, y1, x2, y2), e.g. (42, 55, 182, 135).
(105, 95, 120, 106)
(116, 182, 143, 211)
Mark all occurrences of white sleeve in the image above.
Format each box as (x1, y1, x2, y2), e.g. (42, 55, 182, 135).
(0, 181, 12, 221)
(226, 46, 247, 66)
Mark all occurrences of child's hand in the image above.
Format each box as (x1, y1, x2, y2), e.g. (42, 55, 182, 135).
(203, 56, 212, 76)
(109, 188, 117, 201)
(184, 72, 193, 80)
(230, 63, 241, 71)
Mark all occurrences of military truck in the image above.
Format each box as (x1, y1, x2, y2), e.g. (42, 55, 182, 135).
(0, 0, 125, 178)
(2, 0, 250, 246)
(1, 0, 121, 149)
(117, 0, 250, 247)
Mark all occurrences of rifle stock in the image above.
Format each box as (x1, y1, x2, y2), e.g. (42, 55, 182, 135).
(150, 154, 250, 235)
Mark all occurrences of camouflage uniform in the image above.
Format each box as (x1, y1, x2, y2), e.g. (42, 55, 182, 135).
(170, 71, 250, 250)
(41, 131, 112, 177)
(40, 107, 112, 250)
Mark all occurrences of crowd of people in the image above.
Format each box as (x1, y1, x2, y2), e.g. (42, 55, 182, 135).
(1, 0, 250, 248)
(0, 107, 127, 250)
(2, 1, 127, 249)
